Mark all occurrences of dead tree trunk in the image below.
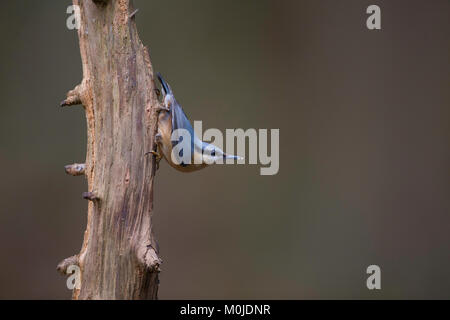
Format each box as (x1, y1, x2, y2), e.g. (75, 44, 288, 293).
(57, 0, 162, 299)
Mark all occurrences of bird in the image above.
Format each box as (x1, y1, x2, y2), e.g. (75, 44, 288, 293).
(148, 73, 241, 172)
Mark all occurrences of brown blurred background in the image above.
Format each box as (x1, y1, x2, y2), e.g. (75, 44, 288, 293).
(0, 0, 449, 299)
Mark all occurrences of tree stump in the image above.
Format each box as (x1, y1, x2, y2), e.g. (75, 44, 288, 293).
(58, 0, 162, 300)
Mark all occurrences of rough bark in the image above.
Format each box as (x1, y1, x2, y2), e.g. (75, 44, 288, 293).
(58, 0, 162, 299)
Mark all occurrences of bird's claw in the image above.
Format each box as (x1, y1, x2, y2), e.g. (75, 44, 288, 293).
(156, 105, 170, 113)
(145, 150, 162, 170)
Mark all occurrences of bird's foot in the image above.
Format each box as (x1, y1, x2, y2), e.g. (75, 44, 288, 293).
(156, 105, 170, 113)
(145, 150, 162, 170)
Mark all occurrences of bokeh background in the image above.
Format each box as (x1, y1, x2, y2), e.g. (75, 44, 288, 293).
(0, 0, 449, 299)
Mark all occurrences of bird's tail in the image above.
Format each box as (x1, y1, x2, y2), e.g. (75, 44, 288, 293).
(156, 72, 172, 95)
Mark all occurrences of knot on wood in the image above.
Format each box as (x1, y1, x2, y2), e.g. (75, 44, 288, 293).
(129, 9, 139, 19)
(82, 191, 99, 201)
(61, 84, 83, 107)
(138, 245, 162, 272)
(65, 163, 86, 176)
(57, 255, 79, 275)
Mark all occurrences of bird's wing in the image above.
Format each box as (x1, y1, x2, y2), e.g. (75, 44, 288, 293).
(171, 101, 194, 136)
(171, 101, 196, 153)
(171, 100, 241, 163)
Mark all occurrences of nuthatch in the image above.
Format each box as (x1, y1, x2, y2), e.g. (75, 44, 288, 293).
(149, 73, 240, 172)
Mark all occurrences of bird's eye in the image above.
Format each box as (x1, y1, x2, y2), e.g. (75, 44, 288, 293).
(211, 150, 216, 157)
